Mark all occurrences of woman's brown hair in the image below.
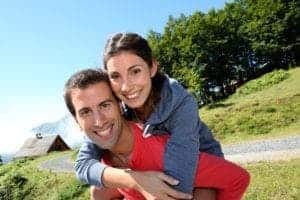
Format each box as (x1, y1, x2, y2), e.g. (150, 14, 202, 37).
(103, 32, 166, 120)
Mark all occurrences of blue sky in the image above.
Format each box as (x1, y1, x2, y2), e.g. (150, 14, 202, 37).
(0, 0, 228, 154)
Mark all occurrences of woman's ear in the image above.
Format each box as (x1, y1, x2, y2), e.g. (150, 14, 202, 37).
(150, 60, 158, 78)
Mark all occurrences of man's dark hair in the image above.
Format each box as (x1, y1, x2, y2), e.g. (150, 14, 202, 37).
(63, 68, 109, 117)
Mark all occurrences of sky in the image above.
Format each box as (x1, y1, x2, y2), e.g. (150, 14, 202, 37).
(0, 0, 228, 155)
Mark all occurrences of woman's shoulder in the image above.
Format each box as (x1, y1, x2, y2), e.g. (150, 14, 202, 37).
(161, 76, 189, 98)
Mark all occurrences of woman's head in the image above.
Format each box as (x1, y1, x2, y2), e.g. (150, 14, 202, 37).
(103, 32, 165, 118)
(103, 32, 153, 68)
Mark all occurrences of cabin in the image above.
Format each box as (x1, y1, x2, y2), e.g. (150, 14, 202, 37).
(14, 134, 70, 159)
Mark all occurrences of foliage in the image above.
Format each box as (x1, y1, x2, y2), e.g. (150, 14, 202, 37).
(55, 179, 88, 200)
(0, 172, 34, 200)
(240, 0, 300, 68)
(0, 155, 2, 166)
(148, 0, 299, 104)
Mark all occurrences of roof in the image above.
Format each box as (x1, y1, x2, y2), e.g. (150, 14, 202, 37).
(14, 135, 70, 159)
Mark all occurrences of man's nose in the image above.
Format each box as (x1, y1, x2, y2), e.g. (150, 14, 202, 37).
(93, 110, 106, 127)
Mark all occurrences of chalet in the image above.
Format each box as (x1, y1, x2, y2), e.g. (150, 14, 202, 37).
(14, 134, 70, 159)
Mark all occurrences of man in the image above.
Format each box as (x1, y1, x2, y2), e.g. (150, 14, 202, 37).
(64, 69, 249, 200)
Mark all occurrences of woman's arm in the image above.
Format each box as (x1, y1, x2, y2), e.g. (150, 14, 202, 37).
(76, 140, 192, 199)
(102, 167, 192, 200)
(162, 94, 201, 193)
(75, 141, 106, 187)
(161, 88, 222, 193)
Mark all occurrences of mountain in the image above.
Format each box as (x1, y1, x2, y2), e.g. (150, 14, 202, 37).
(31, 114, 84, 148)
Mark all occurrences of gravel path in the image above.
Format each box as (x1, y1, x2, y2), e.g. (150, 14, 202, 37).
(224, 135, 300, 163)
(40, 135, 300, 172)
(39, 154, 74, 173)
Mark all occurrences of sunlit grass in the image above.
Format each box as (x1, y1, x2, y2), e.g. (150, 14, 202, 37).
(244, 159, 300, 200)
(200, 67, 300, 144)
(0, 151, 89, 200)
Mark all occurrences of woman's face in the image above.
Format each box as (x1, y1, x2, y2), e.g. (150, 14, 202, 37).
(106, 51, 157, 109)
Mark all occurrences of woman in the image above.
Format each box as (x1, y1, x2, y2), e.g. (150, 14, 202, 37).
(76, 32, 248, 199)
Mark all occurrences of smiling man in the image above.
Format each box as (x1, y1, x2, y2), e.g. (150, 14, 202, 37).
(64, 68, 250, 200)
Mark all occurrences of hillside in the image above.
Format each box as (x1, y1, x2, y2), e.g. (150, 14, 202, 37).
(201, 67, 300, 144)
(1, 67, 299, 199)
(0, 151, 89, 200)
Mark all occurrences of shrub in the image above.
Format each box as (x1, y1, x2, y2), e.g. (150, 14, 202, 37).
(0, 172, 34, 200)
(56, 179, 88, 200)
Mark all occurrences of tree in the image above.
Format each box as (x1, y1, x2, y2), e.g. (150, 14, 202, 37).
(147, 0, 299, 105)
(240, 0, 299, 69)
(0, 154, 3, 165)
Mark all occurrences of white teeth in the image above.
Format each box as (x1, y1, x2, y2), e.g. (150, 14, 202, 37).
(94, 126, 111, 137)
(126, 92, 139, 99)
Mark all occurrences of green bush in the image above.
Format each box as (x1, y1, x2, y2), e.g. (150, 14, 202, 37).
(55, 179, 88, 200)
(0, 172, 34, 200)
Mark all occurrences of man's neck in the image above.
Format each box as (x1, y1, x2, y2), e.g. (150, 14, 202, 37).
(110, 120, 134, 157)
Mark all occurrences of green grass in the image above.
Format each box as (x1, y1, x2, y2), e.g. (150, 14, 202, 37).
(1, 152, 299, 199)
(244, 159, 300, 200)
(200, 67, 300, 144)
(0, 151, 89, 200)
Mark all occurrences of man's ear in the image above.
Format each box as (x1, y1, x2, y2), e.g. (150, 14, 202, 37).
(74, 117, 83, 131)
(150, 60, 158, 78)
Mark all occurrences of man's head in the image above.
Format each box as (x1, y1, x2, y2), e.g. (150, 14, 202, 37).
(64, 69, 124, 150)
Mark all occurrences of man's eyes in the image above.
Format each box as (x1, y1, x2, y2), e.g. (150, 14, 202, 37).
(79, 109, 91, 117)
(101, 102, 112, 109)
(109, 73, 120, 80)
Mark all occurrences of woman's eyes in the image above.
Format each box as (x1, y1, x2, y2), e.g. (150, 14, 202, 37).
(109, 68, 142, 80)
(132, 68, 141, 74)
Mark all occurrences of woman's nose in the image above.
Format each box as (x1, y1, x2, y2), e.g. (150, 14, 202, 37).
(121, 78, 132, 92)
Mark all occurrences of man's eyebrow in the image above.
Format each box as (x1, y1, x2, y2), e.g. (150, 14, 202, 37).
(99, 99, 114, 106)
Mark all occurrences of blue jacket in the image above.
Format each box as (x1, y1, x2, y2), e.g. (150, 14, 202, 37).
(75, 77, 223, 193)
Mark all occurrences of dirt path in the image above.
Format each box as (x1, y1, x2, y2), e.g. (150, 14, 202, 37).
(39, 135, 300, 172)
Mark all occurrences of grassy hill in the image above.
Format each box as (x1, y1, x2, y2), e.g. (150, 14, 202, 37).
(0, 152, 89, 200)
(1, 67, 299, 199)
(201, 67, 300, 144)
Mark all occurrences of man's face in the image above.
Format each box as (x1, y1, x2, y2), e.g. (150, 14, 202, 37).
(71, 82, 123, 150)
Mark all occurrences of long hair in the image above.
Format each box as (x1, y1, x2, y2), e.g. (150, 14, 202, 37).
(103, 32, 166, 119)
